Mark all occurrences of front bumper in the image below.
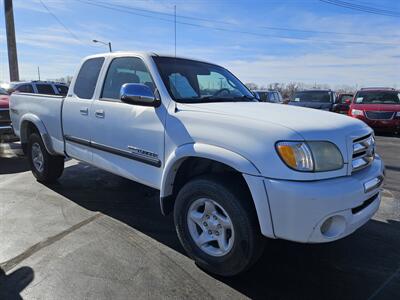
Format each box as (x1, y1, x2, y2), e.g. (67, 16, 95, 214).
(353, 116, 400, 132)
(0, 124, 13, 135)
(263, 155, 384, 243)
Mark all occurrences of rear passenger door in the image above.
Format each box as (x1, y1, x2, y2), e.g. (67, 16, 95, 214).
(62, 57, 105, 163)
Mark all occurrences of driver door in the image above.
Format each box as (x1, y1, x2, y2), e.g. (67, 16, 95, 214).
(90, 56, 167, 188)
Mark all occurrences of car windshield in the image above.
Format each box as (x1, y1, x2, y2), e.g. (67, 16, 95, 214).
(292, 91, 332, 103)
(153, 56, 256, 103)
(339, 94, 353, 103)
(355, 91, 400, 104)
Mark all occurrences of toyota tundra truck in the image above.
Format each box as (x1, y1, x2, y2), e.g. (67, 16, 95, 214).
(10, 52, 385, 276)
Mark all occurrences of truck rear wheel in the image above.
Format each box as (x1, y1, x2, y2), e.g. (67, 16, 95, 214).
(174, 174, 265, 276)
(27, 133, 64, 183)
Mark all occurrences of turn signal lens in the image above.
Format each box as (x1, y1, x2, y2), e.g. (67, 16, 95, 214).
(276, 142, 314, 171)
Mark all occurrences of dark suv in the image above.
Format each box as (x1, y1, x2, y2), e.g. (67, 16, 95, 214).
(289, 90, 336, 111)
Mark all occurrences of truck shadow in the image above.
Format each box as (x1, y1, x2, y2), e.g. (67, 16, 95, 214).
(0, 267, 34, 300)
(0, 157, 29, 175)
(45, 162, 400, 300)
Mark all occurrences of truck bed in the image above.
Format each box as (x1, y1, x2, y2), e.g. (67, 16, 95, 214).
(10, 93, 65, 155)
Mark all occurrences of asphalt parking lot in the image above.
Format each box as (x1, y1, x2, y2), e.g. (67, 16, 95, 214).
(0, 135, 399, 300)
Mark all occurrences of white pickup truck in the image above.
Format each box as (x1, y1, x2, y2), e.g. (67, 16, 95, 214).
(10, 52, 385, 276)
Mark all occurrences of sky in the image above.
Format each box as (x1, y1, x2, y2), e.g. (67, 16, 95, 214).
(0, 0, 399, 88)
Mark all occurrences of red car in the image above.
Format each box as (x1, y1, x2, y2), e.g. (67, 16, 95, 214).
(348, 88, 400, 134)
(0, 87, 13, 138)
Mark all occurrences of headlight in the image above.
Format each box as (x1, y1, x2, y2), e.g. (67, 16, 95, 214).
(351, 109, 364, 116)
(276, 141, 343, 172)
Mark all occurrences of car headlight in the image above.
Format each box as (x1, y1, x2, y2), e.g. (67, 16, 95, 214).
(351, 109, 364, 116)
(276, 141, 343, 172)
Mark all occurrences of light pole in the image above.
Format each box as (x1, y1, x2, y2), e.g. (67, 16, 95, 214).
(92, 39, 112, 52)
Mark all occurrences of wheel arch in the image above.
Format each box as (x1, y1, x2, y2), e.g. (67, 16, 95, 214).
(160, 143, 275, 238)
(19, 114, 55, 155)
(161, 143, 260, 199)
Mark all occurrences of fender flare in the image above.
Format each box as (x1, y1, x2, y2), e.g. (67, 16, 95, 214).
(160, 142, 261, 198)
(19, 114, 56, 155)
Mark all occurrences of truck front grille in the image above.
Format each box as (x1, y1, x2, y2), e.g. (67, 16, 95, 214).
(365, 111, 395, 120)
(0, 109, 11, 125)
(352, 133, 375, 172)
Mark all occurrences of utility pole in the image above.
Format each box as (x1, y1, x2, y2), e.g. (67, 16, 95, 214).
(37, 66, 41, 80)
(4, 0, 19, 82)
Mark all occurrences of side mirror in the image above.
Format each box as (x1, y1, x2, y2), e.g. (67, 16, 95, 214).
(120, 83, 160, 107)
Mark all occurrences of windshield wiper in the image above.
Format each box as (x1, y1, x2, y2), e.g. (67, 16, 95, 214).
(232, 95, 258, 101)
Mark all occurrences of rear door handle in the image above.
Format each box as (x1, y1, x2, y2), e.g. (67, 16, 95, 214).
(95, 109, 105, 118)
(80, 107, 89, 115)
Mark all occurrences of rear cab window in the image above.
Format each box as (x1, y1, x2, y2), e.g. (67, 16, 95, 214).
(74, 57, 105, 99)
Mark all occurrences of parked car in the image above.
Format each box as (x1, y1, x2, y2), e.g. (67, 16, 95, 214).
(10, 52, 384, 276)
(348, 87, 400, 134)
(6, 81, 69, 96)
(333, 93, 354, 114)
(289, 89, 336, 111)
(253, 90, 283, 103)
(0, 87, 13, 138)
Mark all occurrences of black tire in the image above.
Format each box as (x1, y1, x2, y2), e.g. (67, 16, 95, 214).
(174, 174, 265, 276)
(27, 133, 64, 183)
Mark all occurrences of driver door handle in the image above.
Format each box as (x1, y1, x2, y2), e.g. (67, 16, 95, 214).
(95, 109, 105, 118)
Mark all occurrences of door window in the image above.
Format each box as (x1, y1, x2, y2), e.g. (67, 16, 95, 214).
(36, 84, 56, 95)
(56, 84, 69, 95)
(74, 57, 105, 99)
(16, 84, 34, 93)
(102, 57, 155, 100)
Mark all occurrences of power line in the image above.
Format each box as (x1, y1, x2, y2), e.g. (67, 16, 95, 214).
(85, 0, 399, 39)
(319, 0, 400, 18)
(38, 0, 84, 43)
(76, 0, 399, 46)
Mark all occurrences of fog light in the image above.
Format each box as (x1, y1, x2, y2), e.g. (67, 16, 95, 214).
(320, 216, 346, 238)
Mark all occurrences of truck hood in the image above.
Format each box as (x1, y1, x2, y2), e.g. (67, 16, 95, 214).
(288, 101, 332, 110)
(174, 102, 371, 180)
(181, 101, 368, 140)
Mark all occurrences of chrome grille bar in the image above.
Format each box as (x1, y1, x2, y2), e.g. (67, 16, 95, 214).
(352, 133, 375, 172)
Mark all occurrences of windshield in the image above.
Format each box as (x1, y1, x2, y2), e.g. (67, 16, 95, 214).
(153, 56, 255, 103)
(355, 91, 400, 104)
(292, 91, 332, 103)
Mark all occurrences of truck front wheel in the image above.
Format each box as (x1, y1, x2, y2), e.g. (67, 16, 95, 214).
(174, 175, 265, 276)
(27, 133, 64, 183)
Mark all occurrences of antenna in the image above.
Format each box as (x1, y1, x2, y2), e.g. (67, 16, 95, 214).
(174, 5, 177, 58)
(174, 5, 178, 113)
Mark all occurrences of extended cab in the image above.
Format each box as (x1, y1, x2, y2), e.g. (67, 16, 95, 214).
(10, 52, 385, 276)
